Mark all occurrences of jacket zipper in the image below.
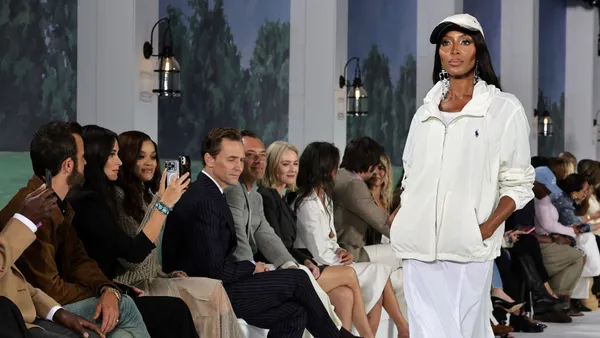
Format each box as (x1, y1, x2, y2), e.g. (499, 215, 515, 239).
(429, 114, 472, 248)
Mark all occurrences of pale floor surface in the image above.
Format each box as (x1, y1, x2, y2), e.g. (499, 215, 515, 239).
(513, 310, 600, 337)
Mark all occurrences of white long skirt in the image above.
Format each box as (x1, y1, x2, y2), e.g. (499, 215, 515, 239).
(403, 260, 494, 338)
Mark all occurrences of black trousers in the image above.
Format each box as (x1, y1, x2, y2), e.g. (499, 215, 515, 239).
(225, 268, 340, 338)
(510, 234, 550, 282)
(495, 250, 522, 301)
(133, 296, 198, 338)
(0, 296, 31, 338)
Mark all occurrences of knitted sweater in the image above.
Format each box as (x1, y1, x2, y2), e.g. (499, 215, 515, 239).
(114, 187, 168, 285)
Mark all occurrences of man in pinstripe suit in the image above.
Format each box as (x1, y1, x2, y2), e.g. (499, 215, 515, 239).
(162, 128, 359, 338)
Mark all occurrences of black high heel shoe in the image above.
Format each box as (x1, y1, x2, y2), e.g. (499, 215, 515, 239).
(492, 297, 525, 313)
(509, 314, 544, 333)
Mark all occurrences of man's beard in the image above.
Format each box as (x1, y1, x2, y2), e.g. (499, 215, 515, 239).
(67, 171, 85, 190)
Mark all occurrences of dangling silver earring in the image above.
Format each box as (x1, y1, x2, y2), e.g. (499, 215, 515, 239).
(439, 68, 450, 99)
(474, 60, 480, 85)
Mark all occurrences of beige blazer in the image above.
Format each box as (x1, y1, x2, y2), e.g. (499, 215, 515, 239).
(333, 168, 390, 262)
(0, 217, 59, 328)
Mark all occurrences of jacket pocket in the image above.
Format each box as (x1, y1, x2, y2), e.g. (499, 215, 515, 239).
(437, 192, 485, 257)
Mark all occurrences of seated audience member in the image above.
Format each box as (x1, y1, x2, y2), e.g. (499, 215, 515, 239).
(293, 141, 410, 338)
(558, 151, 578, 171)
(0, 122, 150, 337)
(548, 157, 575, 181)
(1, 185, 104, 338)
(161, 128, 360, 338)
(534, 168, 588, 316)
(578, 159, 600, 304)
(255, 139, 379, 335)
(68, 126, 224, 337)
(333, 137, 397, 262)
(555, 173, 600, 234)
(115, 130, 243, 337)
(366, 154, 393, 245)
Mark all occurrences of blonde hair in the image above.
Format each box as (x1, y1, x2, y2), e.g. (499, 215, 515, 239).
(549, 158, 575, 181)
(367, 154, 393, 211)
(260, 141, 299, 191)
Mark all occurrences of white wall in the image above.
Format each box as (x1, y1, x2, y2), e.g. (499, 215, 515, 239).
(77, 0, 159, 141)
(288, 0, 348, 152)
(565, 2, 599, 160)
(501, 0, 539, 155)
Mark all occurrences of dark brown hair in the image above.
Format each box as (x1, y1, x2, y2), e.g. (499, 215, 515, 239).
(117, 131, 161, 222)
(201, 128, 242, 165)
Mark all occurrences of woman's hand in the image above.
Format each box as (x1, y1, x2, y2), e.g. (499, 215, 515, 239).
(157, 169, 167, 197)
(303, 260, 321, 279)
(160, 172, 191, 208)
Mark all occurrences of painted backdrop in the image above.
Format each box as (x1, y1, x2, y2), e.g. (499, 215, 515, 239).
(347, 0, 417, 166)
(538, 0, 566, 157)
(463, 0, 501, 75)
(157, 0, 290, 159)
(0, 0, 77, 206)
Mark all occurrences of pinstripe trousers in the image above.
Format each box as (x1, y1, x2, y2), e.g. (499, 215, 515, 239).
(225, 268, 340, 338)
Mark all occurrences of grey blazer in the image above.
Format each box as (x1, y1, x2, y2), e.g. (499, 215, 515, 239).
(224, 182, 295, 268)
(333, 168, 390, 262)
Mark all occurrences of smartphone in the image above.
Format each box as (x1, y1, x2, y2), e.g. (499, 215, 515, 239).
(165, 156, 191, 186)
(45, 169, 52, 189)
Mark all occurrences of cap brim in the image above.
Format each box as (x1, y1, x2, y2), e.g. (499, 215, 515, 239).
(429, 22, 479, 44)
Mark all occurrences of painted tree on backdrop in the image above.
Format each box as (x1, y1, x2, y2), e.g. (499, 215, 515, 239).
(246, 20, 290, 146)
(0, 0, 76, 151)
(347, 45, 416, 165)
(158, 0, 290, 159)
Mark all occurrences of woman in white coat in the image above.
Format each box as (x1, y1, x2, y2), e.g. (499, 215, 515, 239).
(293, 141, 409, 338)
(390, 14, 535, 338)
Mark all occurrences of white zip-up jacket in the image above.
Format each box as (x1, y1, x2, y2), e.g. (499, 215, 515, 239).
(391, 80, 535, 263)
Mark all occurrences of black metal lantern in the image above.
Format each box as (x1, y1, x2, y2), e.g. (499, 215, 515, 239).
(339, 57, 368, 116)
(534, 109, 553, 137)
(143, 17, 181, 97)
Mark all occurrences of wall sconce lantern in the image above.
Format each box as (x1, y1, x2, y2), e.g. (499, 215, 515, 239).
(143, 17, 181, 97)
(593, 109, 600, 142)
(534, 109, 553, 137)
(339, 57, 368, 117)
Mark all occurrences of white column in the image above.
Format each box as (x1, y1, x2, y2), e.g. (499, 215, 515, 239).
(500, 0, 539, 155)
(565, 2, 598, 160)
(416, 0, 462, 102)
(77, 0, 159, 141)
(289, 0, 347, 151)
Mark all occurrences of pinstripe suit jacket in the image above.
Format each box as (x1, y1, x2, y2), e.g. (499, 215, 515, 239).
(162, 172, 255, 284)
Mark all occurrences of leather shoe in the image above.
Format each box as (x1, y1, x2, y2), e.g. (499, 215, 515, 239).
(339, 327, 362, 338)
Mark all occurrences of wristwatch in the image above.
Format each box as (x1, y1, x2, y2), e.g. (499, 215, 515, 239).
(102, 286, 122, 303)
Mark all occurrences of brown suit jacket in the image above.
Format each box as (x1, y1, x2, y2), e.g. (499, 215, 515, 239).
(0, 176, 115, 305)
(0, 217, 60, 328)
(333, 168, 390, 262)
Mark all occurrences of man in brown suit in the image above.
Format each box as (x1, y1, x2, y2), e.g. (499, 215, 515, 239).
(1, 184, 104, 338)
(0, 122, 150, 337)
(333, 137, 397, 262)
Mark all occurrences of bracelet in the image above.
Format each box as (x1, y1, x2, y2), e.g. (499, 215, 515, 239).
(102, 287, 121, 303)
(155, 201, 172, 215)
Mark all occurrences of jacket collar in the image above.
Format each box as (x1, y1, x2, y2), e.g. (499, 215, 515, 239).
(420, 80, 499, 122)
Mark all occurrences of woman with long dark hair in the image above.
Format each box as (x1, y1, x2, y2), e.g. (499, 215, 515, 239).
(391, 14, 535, 337)
(293, 142, 409, 338)
(114, 130, 244, 338)
(68, 125, 199, 338)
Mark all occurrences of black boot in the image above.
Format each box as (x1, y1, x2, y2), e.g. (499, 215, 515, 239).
(518, 256, 566, 312)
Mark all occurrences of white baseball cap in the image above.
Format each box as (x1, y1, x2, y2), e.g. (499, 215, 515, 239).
(429, 13, 485, 44)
